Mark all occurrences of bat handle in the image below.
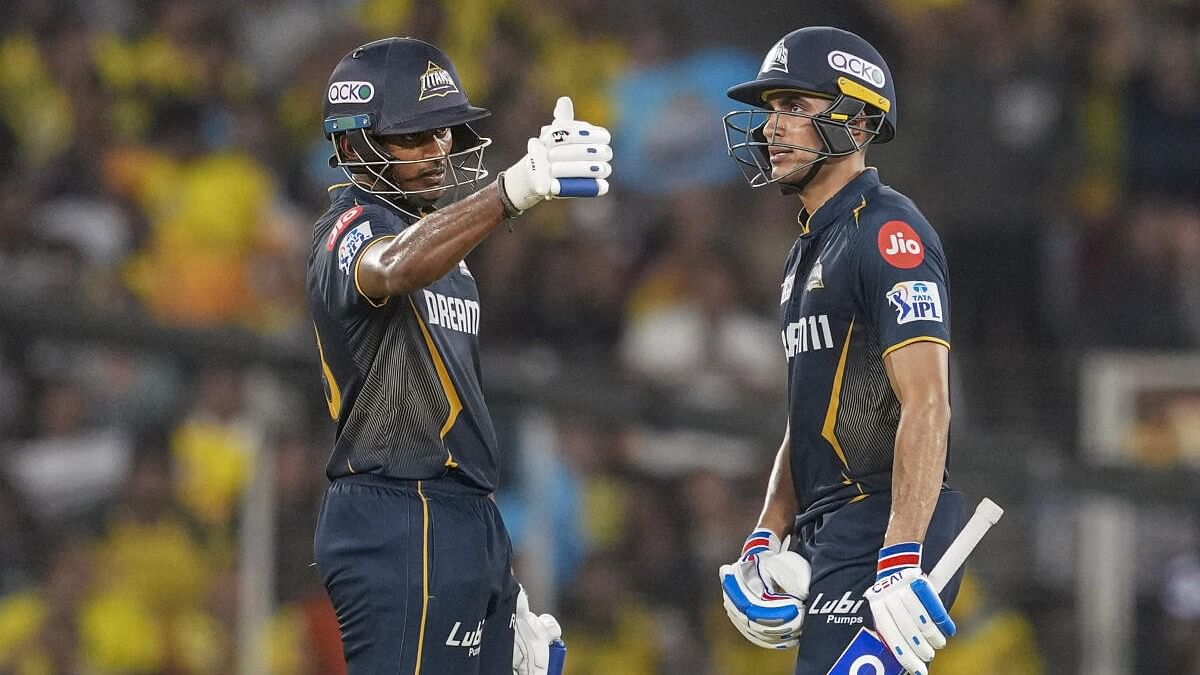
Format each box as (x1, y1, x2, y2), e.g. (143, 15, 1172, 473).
(548, 638, 567, 675)
(928, 498, 1004, 592)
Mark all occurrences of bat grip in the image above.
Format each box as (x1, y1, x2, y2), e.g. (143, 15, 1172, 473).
(927, 498, 1004, 592)
(548, 638, 566, 675)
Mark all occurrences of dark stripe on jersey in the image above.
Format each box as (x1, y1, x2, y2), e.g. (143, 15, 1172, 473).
(409, 297, 461, 468)
(835, 322, 902, 475)
(338, 306, 453, 476)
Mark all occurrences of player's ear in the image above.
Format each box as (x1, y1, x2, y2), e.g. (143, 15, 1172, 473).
(338, 134, 360, 161)
(849, 107, 884, 144)
(849, 113, 871, 141)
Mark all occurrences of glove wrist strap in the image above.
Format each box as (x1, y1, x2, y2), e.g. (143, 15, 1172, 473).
(496, 171, 525, 220)
(741, 529, 781, 561)
(876, 541, 922, 581)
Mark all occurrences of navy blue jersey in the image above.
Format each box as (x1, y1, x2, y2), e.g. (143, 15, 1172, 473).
(779, 169, 951, 518)
(307, 183, 500, 490)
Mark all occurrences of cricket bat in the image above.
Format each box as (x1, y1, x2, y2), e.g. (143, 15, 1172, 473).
(826, 498, 1004, 675)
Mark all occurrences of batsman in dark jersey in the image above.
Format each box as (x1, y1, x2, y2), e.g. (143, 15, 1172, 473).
(717, 28, 966, 675)
(308, 37, 612, 675)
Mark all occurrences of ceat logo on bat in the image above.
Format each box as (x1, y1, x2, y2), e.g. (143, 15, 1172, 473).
(327, 206, 364, 251)
(877, 220, 924, 269)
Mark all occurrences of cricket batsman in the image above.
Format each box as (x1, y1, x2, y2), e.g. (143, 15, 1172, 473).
(307, 37, 611, 674)
(717, 27, 968, 675)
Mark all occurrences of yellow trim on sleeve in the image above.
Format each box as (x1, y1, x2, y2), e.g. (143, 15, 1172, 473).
(312, 324, 342, 420)
(326, 182, 353, 192)
(822, 320, 855, 471)
(881, 336, 950, 361)
(409, 298, 463, 446)
(353, 234, 397, 308)
(414, 481, 431, 674)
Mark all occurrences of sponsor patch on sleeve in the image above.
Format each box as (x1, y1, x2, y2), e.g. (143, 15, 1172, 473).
(337, 222, 374, 275)
(877, 220, 925, 269)
(326, 206, 365, 251)
(886, 281, 943, 324)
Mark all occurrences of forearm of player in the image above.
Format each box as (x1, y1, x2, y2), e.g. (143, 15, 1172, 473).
(882, 341, 950, 547)
(884, 399, 949, 545)
(358, 183, 507, 298)
(755, 425, 797, 537)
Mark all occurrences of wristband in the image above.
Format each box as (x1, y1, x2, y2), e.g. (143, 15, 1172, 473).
(741, 529, 780, 562)
(876, 541, 922, 581)
(496, 171, 524, 220)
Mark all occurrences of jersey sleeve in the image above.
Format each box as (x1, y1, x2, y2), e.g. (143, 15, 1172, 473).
(312, 205, 402, 315)
(854, 212, 951, 358)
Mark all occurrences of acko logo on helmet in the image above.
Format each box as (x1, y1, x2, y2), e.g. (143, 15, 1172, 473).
(419, 61, 459, 101)
(826, 50, 885, 88)
(329, 81, 375, 104)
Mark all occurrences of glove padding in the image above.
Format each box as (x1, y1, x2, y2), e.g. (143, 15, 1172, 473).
(718, 530, 811, 650)
(512, 586, 562, 675)
(864, 567, 957, 675)
(502, 96, 612, 212)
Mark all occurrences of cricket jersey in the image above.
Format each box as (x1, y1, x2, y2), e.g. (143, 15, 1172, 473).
(307, 183, 500, 491)
(779, 168, 950, 519)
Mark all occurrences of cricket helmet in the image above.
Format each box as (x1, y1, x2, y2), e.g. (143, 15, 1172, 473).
(323, 37, 492, 202)
(724, 27, 896, 189)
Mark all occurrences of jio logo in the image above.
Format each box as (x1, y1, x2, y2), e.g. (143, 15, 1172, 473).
(877, 220, 925, 269)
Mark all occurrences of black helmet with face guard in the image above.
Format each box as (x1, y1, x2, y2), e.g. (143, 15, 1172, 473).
(724, 27, 896, 190)
(323, 37, 492, 203)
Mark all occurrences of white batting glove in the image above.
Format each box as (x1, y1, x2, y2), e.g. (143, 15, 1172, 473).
(512, 585, 562, 675)
(500, 96, 612, 213)
(864, 542, 957, 675)
(718, 530, 811, 650)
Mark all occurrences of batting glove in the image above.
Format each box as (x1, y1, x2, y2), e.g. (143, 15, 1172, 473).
(864, 542, 957, 675)
(719, 529, 811, 650)
(512, 585, 562, 675)
(499, 96, 612, 214)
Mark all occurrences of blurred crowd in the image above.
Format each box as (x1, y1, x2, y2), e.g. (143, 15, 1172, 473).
(3, 0, 1200, 672)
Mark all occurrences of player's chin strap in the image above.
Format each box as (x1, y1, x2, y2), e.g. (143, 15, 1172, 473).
(347, 175, 430, 221)
(778, 158, 825, 195)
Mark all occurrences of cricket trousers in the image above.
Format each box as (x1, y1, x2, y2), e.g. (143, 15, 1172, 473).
(793, 487, 966, 675)
(314, 473, 519, 675)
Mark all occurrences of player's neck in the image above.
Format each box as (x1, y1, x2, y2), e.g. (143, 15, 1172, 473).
(797, 156, 867, 218)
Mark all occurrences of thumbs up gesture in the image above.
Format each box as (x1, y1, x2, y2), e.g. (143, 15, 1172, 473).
(501, 96, 613, 213)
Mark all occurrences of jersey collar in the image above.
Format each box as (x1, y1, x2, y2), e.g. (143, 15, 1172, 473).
(796, 168, 881, 238)
(326, 182, 438, 219)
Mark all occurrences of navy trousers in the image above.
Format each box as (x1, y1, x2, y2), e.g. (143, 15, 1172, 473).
(314, 474, 519, 675)
(793, 488, 967, 675)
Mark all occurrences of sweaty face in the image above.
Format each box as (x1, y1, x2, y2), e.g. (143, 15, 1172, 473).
(762, 92, 832, 183)
(377, 127, 453, 202)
